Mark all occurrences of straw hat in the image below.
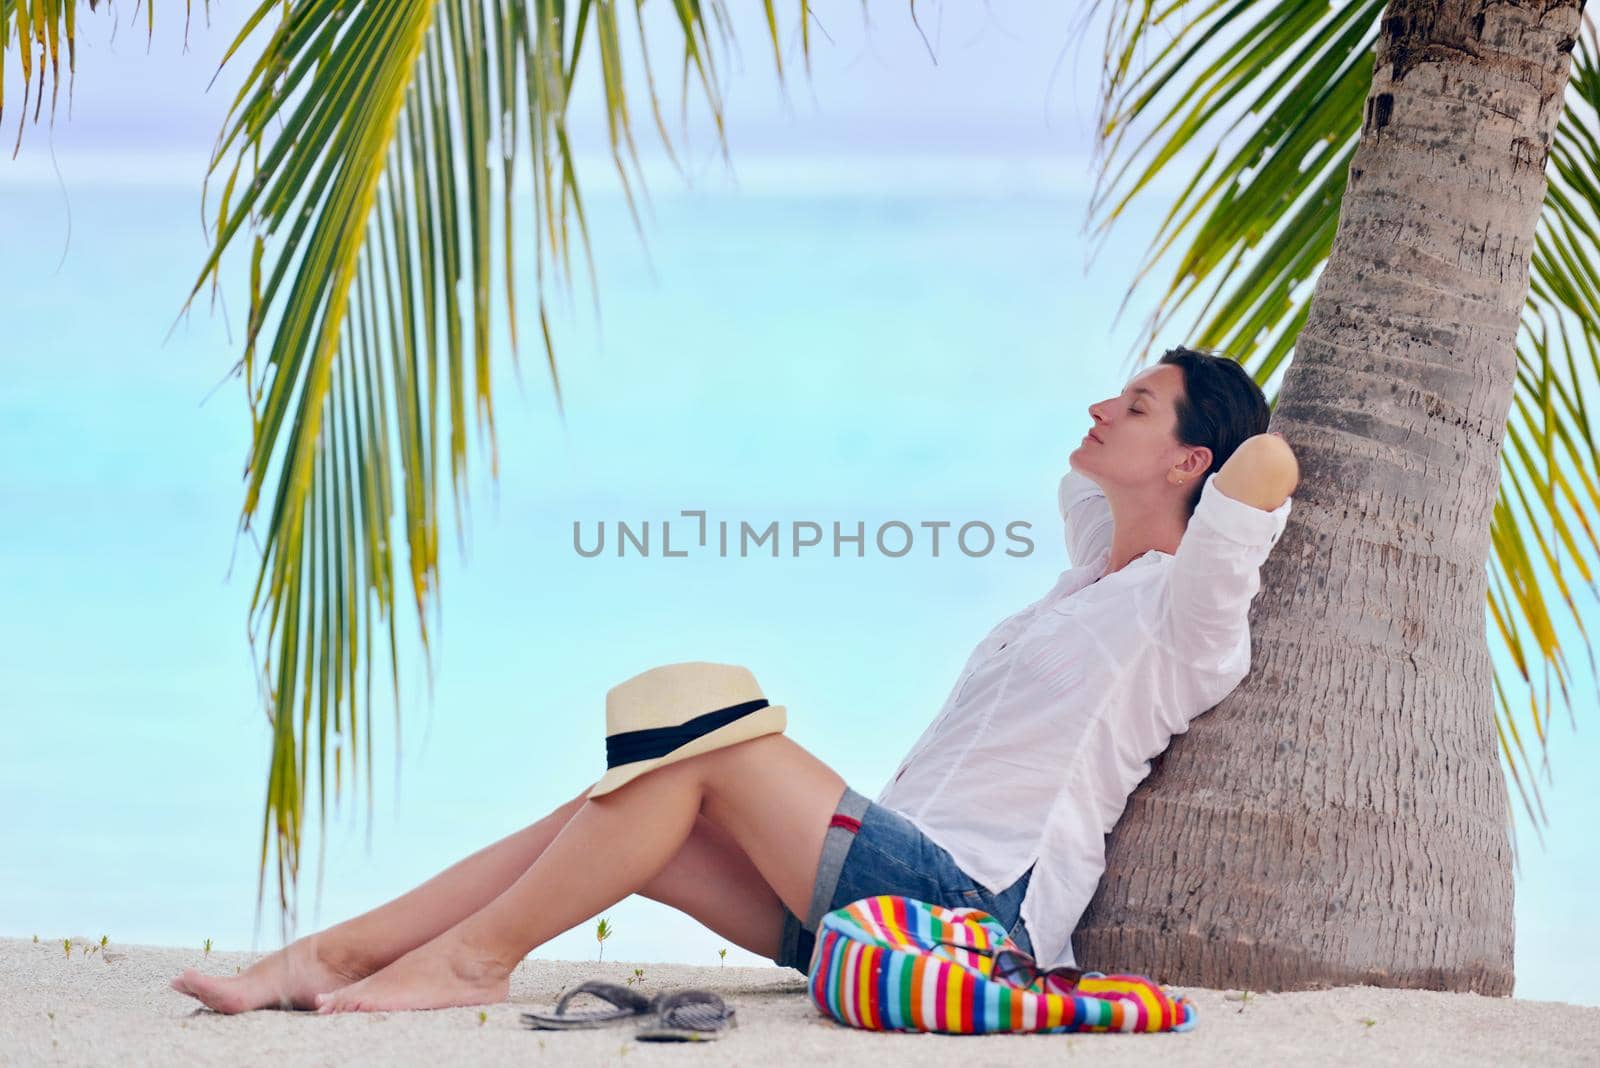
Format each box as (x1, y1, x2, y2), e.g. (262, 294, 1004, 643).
(588, 661, 788, 798)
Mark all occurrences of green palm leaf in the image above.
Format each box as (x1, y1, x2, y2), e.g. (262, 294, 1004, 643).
(181, 0, 808, 932)
(3, 0, 78, 155)
(1092, 0, 1600, 829)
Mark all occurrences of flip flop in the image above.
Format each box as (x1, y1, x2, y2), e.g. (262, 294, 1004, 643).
(634, 989, 738, 1042)
(520, 980, 655, 1030)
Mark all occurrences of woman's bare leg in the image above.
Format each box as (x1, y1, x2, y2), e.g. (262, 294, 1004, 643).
(171, 788, 592, 1012)
(639, 813, 790, 959)
(316, 734, 844, 1012)
(173, 783, 794, 1011)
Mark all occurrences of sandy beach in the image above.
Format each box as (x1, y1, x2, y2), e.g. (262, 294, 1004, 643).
(2, 936, 1596, 1066)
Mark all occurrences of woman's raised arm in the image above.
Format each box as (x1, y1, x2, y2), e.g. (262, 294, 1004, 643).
(1210, 432, 1300, 513)
(1164, 433, 1297, 668)
(1058, 467, 1116, 567)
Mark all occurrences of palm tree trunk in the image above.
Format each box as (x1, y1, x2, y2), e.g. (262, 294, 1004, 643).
(1075, 0, 1584, 995)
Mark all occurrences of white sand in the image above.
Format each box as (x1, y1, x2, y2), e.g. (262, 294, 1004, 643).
(3, 937, 1596, 1066)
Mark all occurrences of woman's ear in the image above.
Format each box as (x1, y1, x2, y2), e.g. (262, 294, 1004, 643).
(1169, 446, 1212, 484)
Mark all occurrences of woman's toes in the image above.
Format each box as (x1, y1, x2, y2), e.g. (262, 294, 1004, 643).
(321, 983, 369, 1014)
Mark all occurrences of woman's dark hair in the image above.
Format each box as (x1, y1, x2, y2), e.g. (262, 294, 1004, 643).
(1157, 346, 1271, 517)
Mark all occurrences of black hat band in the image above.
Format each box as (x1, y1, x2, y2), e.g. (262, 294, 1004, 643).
(604, 698, 771, 768)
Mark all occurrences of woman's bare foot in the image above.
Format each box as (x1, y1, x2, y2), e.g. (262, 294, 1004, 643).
(313, 932, 511, 1014)
(170, 933, 369, 1014)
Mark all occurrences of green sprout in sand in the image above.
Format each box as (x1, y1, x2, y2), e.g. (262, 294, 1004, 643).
(626, 967, 645, 987)
(595, 918, 614, 962)
(62, 938, 71, 958)
(718, 948, 727, 968)
(203, 938, 213, 956)
(99, 936, 108, 949)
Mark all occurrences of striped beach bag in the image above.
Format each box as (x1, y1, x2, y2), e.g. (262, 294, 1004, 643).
(807, 895, 1197, 1035)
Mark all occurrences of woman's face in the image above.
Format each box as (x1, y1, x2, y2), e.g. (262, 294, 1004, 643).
(1069, 364, 1210, 491)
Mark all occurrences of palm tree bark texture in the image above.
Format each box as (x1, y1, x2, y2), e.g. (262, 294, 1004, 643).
(1076, 0, 1584, 995)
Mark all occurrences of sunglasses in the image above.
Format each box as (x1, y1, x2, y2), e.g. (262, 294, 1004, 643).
(932, 939, 1083, 993)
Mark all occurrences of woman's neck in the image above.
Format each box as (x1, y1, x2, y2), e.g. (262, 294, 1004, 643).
(1103, 490, 1188, 575)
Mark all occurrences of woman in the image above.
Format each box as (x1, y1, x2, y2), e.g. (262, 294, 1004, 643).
(171, 346, 1298, 1014)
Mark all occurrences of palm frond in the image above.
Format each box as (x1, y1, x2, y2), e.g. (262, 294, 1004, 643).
(4, 0, 73, 155)
(1091, 0, 1600, 826)
(180, 0, 809, 933)
(1, 1, 204, 154)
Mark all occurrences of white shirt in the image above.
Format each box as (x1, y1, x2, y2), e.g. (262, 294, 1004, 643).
(875, 467, 1292, 969)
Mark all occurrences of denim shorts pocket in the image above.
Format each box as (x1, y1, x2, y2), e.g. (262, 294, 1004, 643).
(955, 884, 996, 910)
(831, 834, 948, 912)
(857, 833, 942, 885)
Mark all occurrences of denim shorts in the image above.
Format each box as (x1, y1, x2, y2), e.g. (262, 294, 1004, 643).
(773, 784, 1035, 973)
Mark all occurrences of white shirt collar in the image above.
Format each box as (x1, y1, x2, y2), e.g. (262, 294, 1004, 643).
(1088, 544, 1170, 582)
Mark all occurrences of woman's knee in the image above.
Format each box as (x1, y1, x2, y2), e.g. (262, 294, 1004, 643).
(642, 816, 770, 906)
(640, 815, 722, 903)
(640, 816, 785, 958)
(554, 787, 591, 823)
